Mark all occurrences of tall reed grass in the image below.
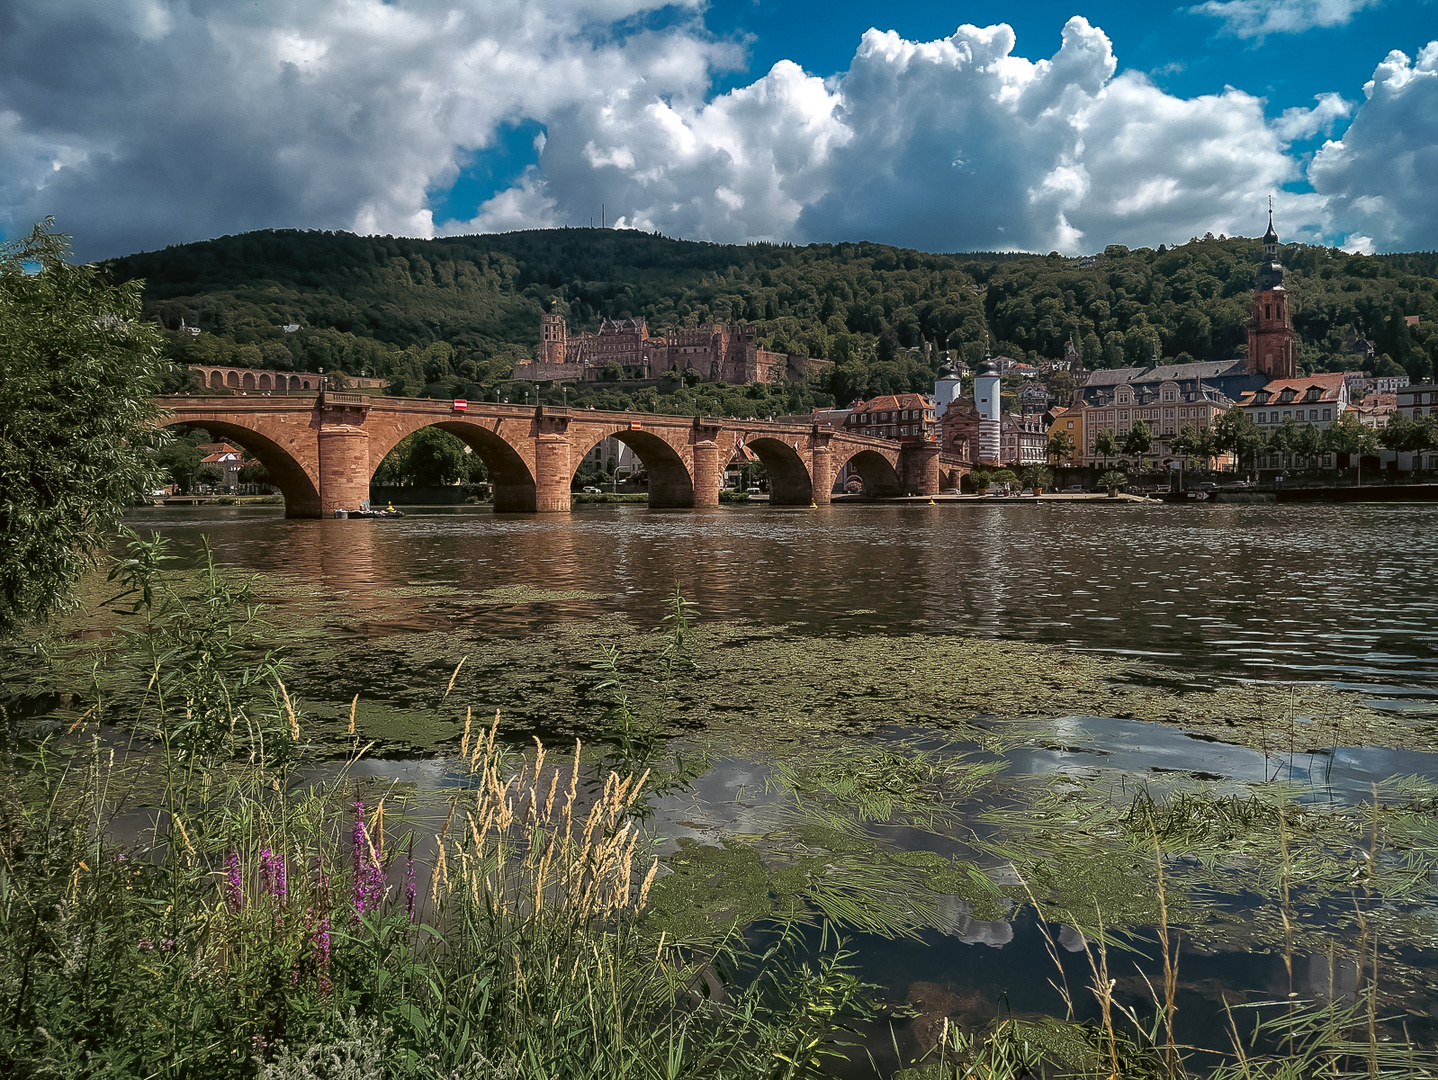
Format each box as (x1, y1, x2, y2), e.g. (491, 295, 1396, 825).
(0, 535, 870, 1078)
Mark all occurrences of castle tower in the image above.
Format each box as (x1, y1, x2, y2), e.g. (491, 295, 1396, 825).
(933, 358, 963, 418)
(1247, 210, 1299, 380)
(540, 304, 568, 366)
(974, 355, 1002, 463)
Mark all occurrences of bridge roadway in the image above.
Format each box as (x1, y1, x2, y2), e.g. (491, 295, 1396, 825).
(157, 393, 968, 518)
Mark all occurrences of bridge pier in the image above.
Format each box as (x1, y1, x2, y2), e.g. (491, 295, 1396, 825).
(901, 442, 940, 497)
(691, 441, 724, 508)
(534, 434, 573, 513)
(810, 446, 832, 506)
(317, 425, 371, 516)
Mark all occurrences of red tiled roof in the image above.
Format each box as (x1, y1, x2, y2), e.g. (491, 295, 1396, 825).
(1236, 373, 1348, 408)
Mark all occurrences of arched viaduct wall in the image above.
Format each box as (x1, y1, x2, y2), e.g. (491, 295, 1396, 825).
(156, 394, 941, 518)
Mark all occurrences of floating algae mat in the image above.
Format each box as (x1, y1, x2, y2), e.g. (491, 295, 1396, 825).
(31, 571, 1434, 761)
(267, 618, 1433, 759)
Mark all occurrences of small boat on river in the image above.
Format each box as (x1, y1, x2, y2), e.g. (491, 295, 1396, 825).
(332, 507, 405, 518)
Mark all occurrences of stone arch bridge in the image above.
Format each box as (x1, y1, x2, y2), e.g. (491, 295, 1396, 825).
(158, 393, 967, 517)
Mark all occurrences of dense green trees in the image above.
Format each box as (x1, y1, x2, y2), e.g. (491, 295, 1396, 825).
(154, 429, 223, 494)
(0, 222, 165, 633)
(101, 228, 1438, 418)
(1046, 430, 1074, 464)
(1122, 419, 1153, 458)
(1093, 428, 1120, 465)
(372, 429, 487, 488)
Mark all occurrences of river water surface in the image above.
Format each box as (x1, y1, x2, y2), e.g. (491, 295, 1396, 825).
(116, 500, 1438, 1068)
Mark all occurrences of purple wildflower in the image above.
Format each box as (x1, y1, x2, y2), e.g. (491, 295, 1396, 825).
(351, 802, 368, 915)
(351, 801, 385, 916)
(225, 850, 242, 911)
(260, 847, 287, 900)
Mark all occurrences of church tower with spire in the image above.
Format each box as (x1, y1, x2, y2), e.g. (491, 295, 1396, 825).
(1247, 208, 1299, 380)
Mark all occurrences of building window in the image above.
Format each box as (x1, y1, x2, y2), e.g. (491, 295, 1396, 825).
(1067, 421, 1074, 429)
(1322, 408, 1332, 420)
(1310, 410, 1318, 420)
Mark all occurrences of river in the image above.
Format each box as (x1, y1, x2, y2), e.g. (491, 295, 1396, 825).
(116, 500, 1438, 1068)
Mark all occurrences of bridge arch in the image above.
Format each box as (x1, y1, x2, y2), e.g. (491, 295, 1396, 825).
(833, 447, 904, 498)
(156, 416, 321, 517)
(371, 420, 539, 513)
(744, 436, 813, 506)
(569, 428, 695, 508)
(208, 370, 224, 389)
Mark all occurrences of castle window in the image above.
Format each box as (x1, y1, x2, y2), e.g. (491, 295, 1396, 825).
(1265, 304, 1272, 319)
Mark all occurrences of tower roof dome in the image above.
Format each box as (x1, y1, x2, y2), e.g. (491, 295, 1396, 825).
(1262, 210, 1279, 245)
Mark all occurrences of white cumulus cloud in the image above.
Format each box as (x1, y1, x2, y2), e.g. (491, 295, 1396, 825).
(1309, 43, 1438, 250)
(1, 2, 1433, 258)
(1191, 0, 1383, 38)
(0, 0, 733, 258)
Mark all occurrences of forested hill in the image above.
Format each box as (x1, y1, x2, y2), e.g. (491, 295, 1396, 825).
(104, 228, 1438, 407)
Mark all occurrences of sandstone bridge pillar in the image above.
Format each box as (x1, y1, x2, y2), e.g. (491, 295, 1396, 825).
(901, 442, 940, 497)
(534, 433, 573, 513)
(318, 425, 371, 516)
(692, 440, 724, 508)
(810, 445, 832, 506)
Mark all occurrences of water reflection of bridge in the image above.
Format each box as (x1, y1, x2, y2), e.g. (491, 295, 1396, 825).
(157, 394, 969, 518)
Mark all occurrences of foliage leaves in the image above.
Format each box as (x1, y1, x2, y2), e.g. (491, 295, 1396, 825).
(0, 221, 165, 634)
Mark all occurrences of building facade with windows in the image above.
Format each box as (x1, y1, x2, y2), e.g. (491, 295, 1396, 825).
(1046, 404, 1084, 465)
(1079, 380, 1232, 467)
(1395, 383, 1438, 422)
(842, 394, 937, 444)
(1234, 374, 1350, 432)
(1001, 414, 1049, 466)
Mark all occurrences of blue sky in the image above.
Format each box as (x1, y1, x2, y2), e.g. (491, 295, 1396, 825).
(3, 0, 1436, 258)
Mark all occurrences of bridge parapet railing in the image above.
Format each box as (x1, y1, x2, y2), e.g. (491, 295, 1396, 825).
(321, 390, 370, 409)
